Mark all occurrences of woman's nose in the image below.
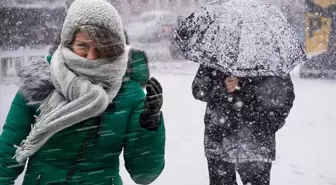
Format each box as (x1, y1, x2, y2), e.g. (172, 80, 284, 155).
(87, 48, 98, 60)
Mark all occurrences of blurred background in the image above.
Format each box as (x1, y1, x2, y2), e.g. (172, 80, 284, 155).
(3, 0, 334, 83)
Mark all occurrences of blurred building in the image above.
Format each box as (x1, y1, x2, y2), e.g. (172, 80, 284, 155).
(0, 0, 66, 83)
(0, 0, 65, 7)
(120, 0, 201, 19)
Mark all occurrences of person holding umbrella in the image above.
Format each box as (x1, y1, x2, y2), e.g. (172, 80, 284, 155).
(173, 0, 306, 184)
(191, 65, 295, 185)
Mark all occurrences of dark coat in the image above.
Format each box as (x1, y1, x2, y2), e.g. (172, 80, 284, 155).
(192, 65, 295, 163)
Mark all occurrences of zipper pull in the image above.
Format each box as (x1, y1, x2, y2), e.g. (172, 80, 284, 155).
(35, 174, 41, 185)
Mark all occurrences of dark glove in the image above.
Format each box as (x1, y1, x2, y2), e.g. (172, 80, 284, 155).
(139, 77, 163, 131)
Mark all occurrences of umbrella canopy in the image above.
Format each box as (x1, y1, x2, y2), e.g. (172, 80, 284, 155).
(173, 0, 306, 77)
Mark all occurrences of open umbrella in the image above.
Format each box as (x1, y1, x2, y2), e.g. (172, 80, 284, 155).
(173, 0, 306, 77)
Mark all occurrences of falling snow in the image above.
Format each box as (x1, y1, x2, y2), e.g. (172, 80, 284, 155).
(0, 0, 336, 185)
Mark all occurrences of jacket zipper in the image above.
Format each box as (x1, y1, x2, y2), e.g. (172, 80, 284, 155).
(63, 105, 114, 184)
(63, 116, 103, 185)
(111, 177, 115, 185)
(35, 174, 41, 185)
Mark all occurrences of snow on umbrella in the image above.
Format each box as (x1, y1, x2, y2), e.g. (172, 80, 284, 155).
(172, 0, 306, 77)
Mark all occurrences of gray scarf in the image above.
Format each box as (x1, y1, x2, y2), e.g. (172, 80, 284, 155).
(14, 45, 129, 164)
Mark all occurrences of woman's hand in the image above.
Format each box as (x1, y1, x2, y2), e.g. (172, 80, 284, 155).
(224, 77, 239, 92)
(140, 77, 163, 131)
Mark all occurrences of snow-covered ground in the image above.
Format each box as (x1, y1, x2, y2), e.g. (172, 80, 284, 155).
(1, 62, 336, 185)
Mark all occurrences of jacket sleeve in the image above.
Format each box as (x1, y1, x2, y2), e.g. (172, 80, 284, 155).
(0, 92, 34, 184)
(123, 96, 165, 184)
(192, 65, 225, 102)
(254, 75, 295, 132)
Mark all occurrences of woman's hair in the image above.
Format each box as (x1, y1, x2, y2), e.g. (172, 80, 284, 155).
(65, 25, 125, 58)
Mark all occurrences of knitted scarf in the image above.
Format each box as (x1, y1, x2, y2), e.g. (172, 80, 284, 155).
(14, 45, 128, 164)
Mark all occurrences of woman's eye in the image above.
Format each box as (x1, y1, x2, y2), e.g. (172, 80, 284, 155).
(77, 44, 88, 50)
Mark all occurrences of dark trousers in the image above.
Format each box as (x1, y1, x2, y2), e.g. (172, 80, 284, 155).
(207, 158, 272, 185)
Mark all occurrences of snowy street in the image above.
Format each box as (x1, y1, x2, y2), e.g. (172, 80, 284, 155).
(0, 62, 335, 185)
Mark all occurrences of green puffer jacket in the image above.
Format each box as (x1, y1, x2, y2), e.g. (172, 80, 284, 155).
(0, 50, 165, 185)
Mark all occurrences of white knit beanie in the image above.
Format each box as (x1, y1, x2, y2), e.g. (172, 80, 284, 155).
(64, 0, 115, 10)
(61, 0, 125, 46)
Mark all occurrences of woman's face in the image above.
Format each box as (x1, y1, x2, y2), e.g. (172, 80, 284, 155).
(72, 32, 104, 60)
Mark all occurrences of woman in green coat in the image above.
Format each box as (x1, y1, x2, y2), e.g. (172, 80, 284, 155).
(0, 0, 165, 184)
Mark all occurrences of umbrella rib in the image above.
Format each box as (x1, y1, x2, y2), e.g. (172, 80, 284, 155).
(229, 20, 243, 70)
(196, 13, 220, 43)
